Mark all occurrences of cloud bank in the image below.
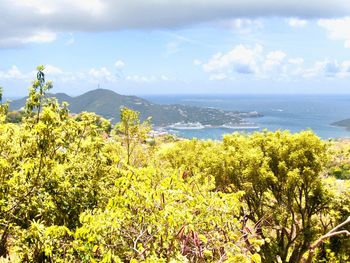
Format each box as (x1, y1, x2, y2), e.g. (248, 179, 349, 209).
(318, 17, 350, 48)
(201, 44, 350, 80)
(1, 0, 350, 47)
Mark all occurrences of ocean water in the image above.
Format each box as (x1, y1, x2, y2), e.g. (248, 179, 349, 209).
(143, 94, 350, 140)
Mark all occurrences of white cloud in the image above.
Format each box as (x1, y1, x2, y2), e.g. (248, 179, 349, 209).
(203, 44, 263, 74)
(287, 18, 308, 27)
(89, 67, 115, 82)
(201, 45, 304, 80)
(125, 74, 175, 82)
(24, 31, 57, 44)
(318, 17, 350, 48)
(200, 46, 331, 80)
(302, 59, 350, 78)
(209, 73, 227, 81)
(126, 75, 157, 83)
(341, 60, 350, 72)
(44, 65, 63, 75)
(0, 31, 56, 48)
(267, 51, 287, 61)
(288, 58, 304, 65)
(0, 64, 179, 87)
(6, 66, 23, 79)
(285, 58, 305, 76)
(160, 75, 176, 81)
(2, 0, 350, 48)
(218, 18, 264, 33)
(228, 19, 263, 29)
(0, 65, 71, 82)
(4, 57, 178, 87)
(193, 59, 202, 66)
(263, 50, 287, 71)
(115, 60, 125, 69)
(0, 65, 25, 79)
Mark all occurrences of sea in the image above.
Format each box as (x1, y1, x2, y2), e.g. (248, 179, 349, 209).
(144, 94, 350, 140)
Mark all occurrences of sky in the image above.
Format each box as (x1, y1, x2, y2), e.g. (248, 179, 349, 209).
(1, 0, 350, 97)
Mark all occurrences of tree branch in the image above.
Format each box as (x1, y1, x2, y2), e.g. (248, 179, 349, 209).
(301, 216, 350, 263)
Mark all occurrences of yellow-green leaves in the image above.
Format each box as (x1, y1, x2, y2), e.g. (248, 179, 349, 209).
(0, 66, 348, 262)
(115, 107, 151, 165)
(0, 86, 9, 124)
(251, 253, 262, 263)
(73, 167, 252, 262)
(36, 65, 45, 71)
(160, 130, 337, 262)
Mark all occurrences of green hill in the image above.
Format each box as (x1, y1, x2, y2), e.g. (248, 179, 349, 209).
(9, 89, 261, 126)
(332, 118, 350, 131)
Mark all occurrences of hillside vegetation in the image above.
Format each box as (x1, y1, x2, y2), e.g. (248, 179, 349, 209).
(0, 67, 349, 262)
(332, 118, 350, 131)
(9, 89, 260, 126)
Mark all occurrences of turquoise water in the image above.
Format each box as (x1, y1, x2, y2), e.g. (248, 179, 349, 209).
(144, 94, 350, 140)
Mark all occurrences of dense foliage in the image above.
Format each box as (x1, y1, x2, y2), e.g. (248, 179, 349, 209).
(0, 67, 349, 262)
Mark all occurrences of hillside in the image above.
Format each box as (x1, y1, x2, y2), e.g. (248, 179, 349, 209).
(9, 89, 261, 126)
(332, 118, 350, 131)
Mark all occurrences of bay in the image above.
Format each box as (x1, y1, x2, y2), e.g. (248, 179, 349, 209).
(143, 94, 350, 140)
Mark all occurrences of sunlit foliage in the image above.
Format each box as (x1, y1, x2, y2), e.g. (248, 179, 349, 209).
(0, 67, 349, 262)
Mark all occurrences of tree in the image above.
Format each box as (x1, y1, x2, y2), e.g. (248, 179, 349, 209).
(219, 131, 332, 262)
(301, 216, 350, 263)
(159, 130, 342, 262)
(115, 107, 151, 165)
(0, 67, 121, 260)
(24, 65, 52, 123)
(0, 86, 8, 124)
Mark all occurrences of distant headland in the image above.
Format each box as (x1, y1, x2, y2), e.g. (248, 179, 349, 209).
(9, 89, 262, 127)
(332, 118, 350, 131)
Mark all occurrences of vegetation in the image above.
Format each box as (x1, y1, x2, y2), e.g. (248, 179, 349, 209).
(8, 88, 260, 126)
(0, 67, 349, 262)
(332, 118, 350, 132)
(328, 139, 350, 180)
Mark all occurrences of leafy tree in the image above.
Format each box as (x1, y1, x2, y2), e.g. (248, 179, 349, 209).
(216, 131, 331, 262)
(24, 65, 53, 123)
(115, 107, 151, 165)
(6, 111, 25, 123)
(310, 178, 350, 262)
(70, 167, 261, 262)
(160, 130, 343, 262)
(0, 86, 8, 124)
(158, 139, 224, 183)
(0, 68, 121, 259)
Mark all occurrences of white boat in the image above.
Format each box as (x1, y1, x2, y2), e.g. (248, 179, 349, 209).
(221, 122, 259, 130)
(167, 122, 205, 130)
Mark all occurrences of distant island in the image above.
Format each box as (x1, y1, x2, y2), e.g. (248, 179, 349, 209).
(332, 118, 350, 131)
(9, 89, 261, 128)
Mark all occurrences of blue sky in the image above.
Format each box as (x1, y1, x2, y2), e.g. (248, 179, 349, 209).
(1, 0, 350, 96)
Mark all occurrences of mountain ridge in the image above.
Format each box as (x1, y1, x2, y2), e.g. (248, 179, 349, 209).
(9, 89, 261, 126)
